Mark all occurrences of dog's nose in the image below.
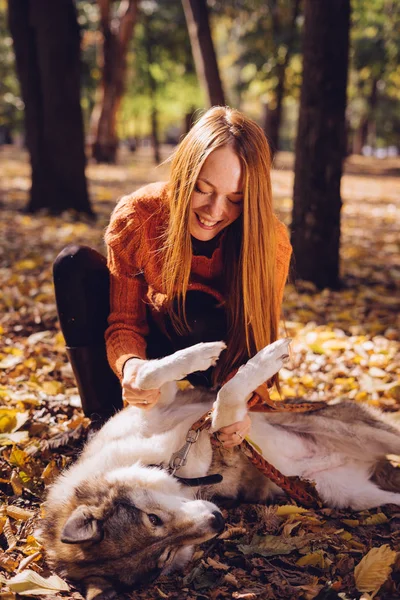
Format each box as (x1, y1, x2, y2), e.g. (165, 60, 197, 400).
(211, 510, 225, 533)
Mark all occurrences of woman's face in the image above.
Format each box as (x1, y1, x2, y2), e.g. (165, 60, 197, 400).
(189, 145, 243, 242)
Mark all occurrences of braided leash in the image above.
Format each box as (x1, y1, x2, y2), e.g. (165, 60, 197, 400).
(179, 382, 326, 509)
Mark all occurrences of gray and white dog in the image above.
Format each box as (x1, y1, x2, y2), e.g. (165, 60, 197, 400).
(39, 339, 400, 600)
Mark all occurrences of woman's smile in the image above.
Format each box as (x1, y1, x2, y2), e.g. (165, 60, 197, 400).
(195, 213, 222, 229)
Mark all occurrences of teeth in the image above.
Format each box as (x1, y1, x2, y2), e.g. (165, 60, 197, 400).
(198, 215, 219, 227)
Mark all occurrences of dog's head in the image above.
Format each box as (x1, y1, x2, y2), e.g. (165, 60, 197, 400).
(38, 464, 224, 599)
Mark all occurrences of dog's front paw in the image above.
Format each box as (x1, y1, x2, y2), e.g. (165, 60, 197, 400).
(239, 338, 291, 391)
(168, 341, 227, 381)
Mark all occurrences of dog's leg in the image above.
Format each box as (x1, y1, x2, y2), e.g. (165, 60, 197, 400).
(211, 338, 291, 431)
(314, 466, 400, 509)
(135, 341, 226, 390)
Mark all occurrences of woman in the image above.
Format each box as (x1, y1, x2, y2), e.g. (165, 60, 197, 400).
(53, 106, 292, 446)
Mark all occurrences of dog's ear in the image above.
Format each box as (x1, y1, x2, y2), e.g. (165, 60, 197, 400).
(61, 505, 103, 544)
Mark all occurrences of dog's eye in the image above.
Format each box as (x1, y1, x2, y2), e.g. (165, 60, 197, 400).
(148, 513, 163, 526)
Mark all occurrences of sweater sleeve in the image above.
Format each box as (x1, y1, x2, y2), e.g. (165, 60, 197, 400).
(275, 218, 292, 319)
(104, 195, 149, 379)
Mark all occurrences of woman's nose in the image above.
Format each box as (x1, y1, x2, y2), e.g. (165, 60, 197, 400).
(207, 195, 225, 219)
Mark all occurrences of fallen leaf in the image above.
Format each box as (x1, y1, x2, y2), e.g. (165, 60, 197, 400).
(276, 505, 309, 516)
(354, 545, 397, 595)
(239, 534, 309, 557)
(6, 570, 70, 595)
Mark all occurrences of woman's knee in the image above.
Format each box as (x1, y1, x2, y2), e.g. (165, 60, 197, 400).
(53, 245, 106, 281)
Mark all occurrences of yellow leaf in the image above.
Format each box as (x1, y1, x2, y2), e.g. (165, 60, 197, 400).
(9, 447, 28, 468)
(15, 259, 40, 271)
(354, 545, 397, 594)
(23, 358, 37, 371)
(363, 513, 388, 526)
(41, 460, 60, 485)
(21, 535, 42, 556)
(296, 551, 325, 568)
(300, 374, 315, 388)
(41, 381, 63, 395)
(0, 408, 29, 433)
(340, 531, 352, 541)
(342, 519, 360, 527)
(276, 505, 309, 516)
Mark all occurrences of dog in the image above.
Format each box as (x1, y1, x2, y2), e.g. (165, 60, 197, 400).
(38, 339, 400, 600)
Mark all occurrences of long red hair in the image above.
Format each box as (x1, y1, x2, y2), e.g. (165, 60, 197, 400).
(162, 106, 278, 384)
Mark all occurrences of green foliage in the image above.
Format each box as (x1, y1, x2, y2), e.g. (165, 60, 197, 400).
(349, 0, 400, 147)
(119, 0, 203, 140)
(0, 0, 24, 134)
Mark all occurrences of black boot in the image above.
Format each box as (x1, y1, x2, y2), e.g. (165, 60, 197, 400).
(66, 344, 123, 428)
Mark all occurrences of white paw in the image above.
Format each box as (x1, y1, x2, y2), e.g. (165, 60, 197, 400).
(211, 338, 291, 431)
(167, 341, 227, 382)
(235, 338, 291, 394)
(136, 341, 226, 389)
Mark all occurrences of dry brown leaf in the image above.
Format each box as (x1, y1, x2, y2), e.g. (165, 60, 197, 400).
(6, 506, 35, 522)
(3, 518, 17, 551)
(0, 551, 19, 573)
(354, 545, 397, 595)
(205, 557, 230, 571)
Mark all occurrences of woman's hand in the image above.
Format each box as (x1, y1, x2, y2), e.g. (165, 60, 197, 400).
(214, 413, 251, 448)
(122, 358, 160, 409)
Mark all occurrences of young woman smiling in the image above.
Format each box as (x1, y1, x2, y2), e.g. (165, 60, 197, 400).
(53, 107, 292, 446)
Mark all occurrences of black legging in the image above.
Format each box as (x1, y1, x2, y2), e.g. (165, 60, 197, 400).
(53, 244, 227, 391)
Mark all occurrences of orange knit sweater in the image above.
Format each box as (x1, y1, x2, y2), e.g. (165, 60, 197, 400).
(105, 181, 292, 379)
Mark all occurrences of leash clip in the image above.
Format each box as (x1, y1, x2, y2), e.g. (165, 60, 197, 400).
(169, 428, 200, 475)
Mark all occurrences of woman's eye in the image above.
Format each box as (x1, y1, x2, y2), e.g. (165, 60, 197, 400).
(194, 184, 209, 194)
(148, 513, 163, 526)
(228, 198, 243, 205)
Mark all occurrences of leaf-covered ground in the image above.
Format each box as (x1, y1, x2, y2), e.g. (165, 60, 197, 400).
(0, 146, 399, 600)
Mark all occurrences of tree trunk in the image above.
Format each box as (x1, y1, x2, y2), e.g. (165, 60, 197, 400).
(91, 0, 139, 164)
(352, 77, 379, 155)
(263, 65, 285, 156)
(291, 0, 350, 289)
(181, 0, 225, 107)
(143, 14, 160, 164)
(263, 0, 300, 156)
(8, 0, 92, 215)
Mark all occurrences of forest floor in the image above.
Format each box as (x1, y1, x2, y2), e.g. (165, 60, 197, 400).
(0, 146, 399, 600)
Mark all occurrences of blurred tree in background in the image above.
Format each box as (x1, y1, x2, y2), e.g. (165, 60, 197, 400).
(292, 0, 350, 289)
(182, 0, 225, 107)
(7, 0, 92, 215)
(90, 0, 139, 163)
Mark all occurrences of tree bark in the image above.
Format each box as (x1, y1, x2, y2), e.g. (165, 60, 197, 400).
(291, 0, 350, 289)
(143, 14, 160, 165)
(181, 0, 225, 107)
(8, 0, 92, 215)
(90, 0, 139, 164)
(263, 0, 300, 156)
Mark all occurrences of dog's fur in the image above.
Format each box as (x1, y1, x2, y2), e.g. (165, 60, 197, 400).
(39, 339, 400, 600)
